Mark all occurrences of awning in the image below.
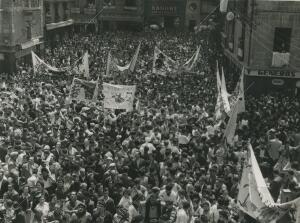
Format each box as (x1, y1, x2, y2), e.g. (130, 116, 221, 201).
(46, 19, 74, 30)
(21, 38, 43, 50)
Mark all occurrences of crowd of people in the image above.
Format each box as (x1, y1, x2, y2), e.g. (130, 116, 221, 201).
(0, 29, 299, 223)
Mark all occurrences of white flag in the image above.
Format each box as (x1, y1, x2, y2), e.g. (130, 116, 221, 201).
(238, 144, 286, 222)
(182, 46, 200, 72)
(221, 67, 231, 114)
(129, 42, 141, 73)
(216, 61, 222, 93)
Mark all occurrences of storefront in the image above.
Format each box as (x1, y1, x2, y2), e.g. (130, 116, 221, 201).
(145, 0, 186, 30)
(244, 69, 300, 97)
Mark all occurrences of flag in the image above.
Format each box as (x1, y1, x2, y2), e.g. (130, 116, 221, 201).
(182, 46, 200, 72)
(223, 98, 240, 145)
(32, 51, 67, 74)
(238, 144, 286, 222)
(215, 92, 223, 120)
(216, 61, 222, 93)
(103, 83, 136, 112)
(73, 52, 89, 78)
(69, 78, 97, 102)
(220, 0, 228, 12)
(221, 67, 231, 114)
(152, 46, 179, 76)
(129, 41, 141, 73)
(106, 43, 141, 76)
(229, 68, 246, 114)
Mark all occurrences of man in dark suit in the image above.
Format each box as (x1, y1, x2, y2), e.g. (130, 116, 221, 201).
(0, 169, 8, 198)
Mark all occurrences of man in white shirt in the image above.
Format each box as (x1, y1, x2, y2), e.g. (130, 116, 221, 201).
(159, 184, 177, 205)
(176, 201, 191, 223)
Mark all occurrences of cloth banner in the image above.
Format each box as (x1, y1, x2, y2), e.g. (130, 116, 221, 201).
(216, 61, 222, 93)
(223, 98, 240, 145)
(73, 52, 89, 78)
(32, 51, 67, 74)
(152, 46, 179, 76)
(103, 83, 136, 112)
(69, 78, 97, 102)
(182, 46, 200, 72)
(106, 42, 141, 76)
(237, 144, 286, 222)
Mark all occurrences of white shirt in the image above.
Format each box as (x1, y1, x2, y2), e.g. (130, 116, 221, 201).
(176, 209, 189, 223)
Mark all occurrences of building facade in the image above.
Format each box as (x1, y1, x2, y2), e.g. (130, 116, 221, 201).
(71, 0, 99, 33)
(145, 0, 186, 30)
(99, 0, 144, 31)
(222, 0, 300, 96)
(0, 0, 44, 74)
(44, 0, 75, 47)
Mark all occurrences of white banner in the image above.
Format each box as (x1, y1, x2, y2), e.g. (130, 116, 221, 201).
(69, 78, 97, 102)
(103, 83, 136, 112)
(32, 51, 67, 74)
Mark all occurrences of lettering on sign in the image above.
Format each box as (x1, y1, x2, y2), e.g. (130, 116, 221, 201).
(245, 69, 300, 79)
(258, 70, 295, 78)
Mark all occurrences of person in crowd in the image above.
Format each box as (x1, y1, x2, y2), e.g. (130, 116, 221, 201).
(0, 29, 299, 223)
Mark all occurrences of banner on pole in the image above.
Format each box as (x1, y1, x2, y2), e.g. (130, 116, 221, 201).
(152, 46, 179, 76)
(70, 78, 97, 102)
(103, 83, 136, 112)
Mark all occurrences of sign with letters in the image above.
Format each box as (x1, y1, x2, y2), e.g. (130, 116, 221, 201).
(245, 69, 300, 79)
(150, 0, 185, 17)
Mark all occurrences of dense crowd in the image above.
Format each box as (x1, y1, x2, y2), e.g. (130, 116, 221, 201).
(0, 30, 299, 223)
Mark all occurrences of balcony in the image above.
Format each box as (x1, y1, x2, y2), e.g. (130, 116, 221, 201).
(272, 52, 290, 67)
(84, 8, 96, 15)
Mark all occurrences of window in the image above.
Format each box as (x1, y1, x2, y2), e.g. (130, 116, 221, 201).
(273, 27, 292, 53)
(125, 0, 137, 7)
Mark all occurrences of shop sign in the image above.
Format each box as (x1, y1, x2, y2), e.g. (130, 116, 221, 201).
(272, 79, 284, 86)
(151, 0, 184, 16)
(246, 69, 300, 79)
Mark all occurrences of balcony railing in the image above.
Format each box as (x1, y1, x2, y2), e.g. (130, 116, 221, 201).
(84, 8, 96, 15)
(272, 52, 290, 67)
